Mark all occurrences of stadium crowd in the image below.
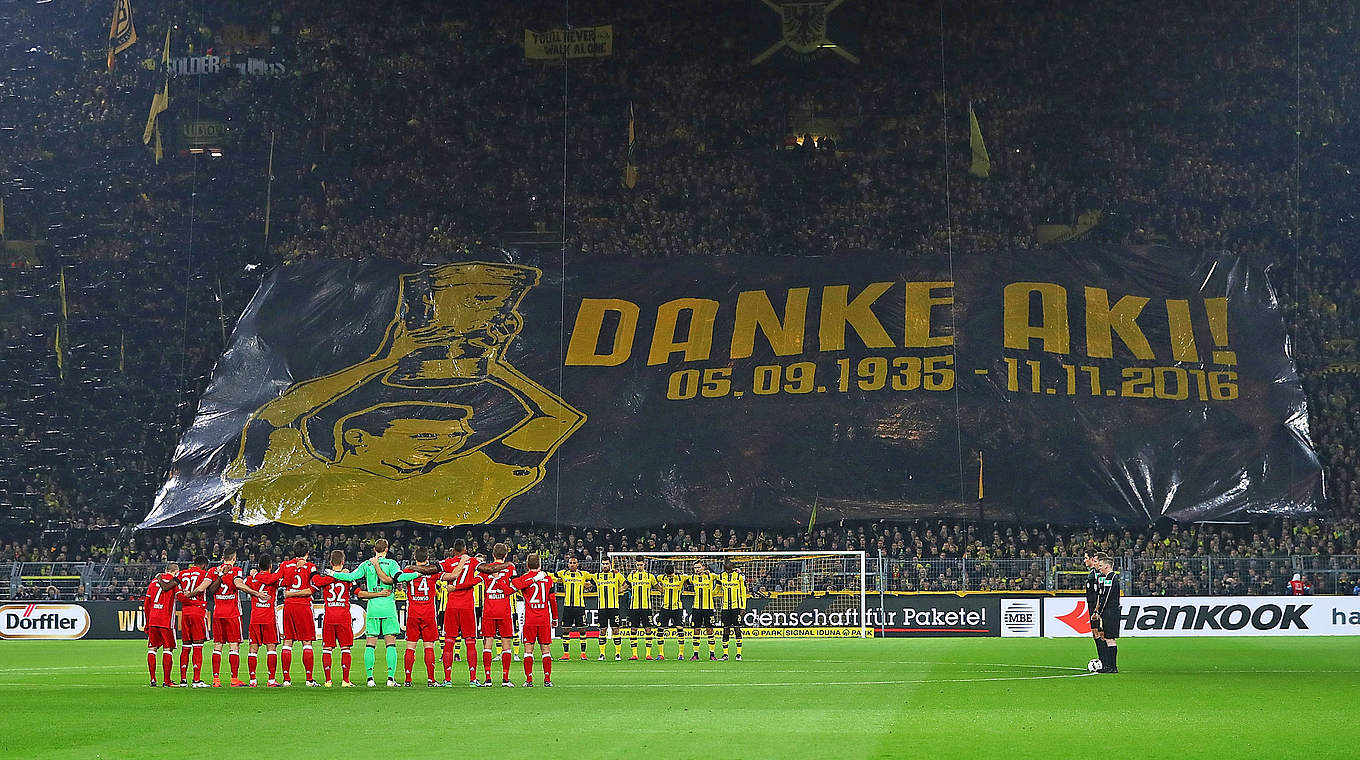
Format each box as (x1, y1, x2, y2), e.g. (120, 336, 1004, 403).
(1, 0, 1357, 593)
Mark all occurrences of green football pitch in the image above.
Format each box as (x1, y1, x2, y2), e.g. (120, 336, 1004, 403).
(2, 637, 1357, 759)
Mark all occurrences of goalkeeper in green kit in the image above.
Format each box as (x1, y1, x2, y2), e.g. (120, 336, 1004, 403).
(325, 538, 409, 687)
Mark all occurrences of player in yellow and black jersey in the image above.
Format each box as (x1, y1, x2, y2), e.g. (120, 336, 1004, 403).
(685, 560, 720, 660)
(654, 563, 687, 660)
(717, 559, 749, 661)
(555, 557, 594, 660)
(625, 560, 657, 660)
(592, 559, 627, 660)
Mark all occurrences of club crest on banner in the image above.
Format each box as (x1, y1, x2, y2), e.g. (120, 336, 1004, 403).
(753, 0, 859, 64)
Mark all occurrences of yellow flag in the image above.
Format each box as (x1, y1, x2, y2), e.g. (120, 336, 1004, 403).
(142, 28, 170, 144)
(624, 102, 638, 189)
(119, 331, 126, 372)
(59, 267, 68, 320)
(628, 102, 636, 149)
(142, 82, 167, 144)
(977, 451, 984, 500)
(54, 323, 64, 379)
(968, 104, 990, 178)
(106, 0, 137, 71)
(154, 121, 163, 163)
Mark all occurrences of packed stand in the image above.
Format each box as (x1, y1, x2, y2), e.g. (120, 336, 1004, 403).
(0, 0, 1356, 567)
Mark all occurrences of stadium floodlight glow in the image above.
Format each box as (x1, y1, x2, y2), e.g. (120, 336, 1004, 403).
(606, 550, 869, 638)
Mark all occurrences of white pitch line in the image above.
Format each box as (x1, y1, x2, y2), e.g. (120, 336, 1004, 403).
(0, 672, 1098, 689)
(813, 660, 1087, 671)
(0, 663, 1082, 674)
(555, 672, 1099, 687)
(0, 661, 1085, 675)
(0, 665, 133, 673)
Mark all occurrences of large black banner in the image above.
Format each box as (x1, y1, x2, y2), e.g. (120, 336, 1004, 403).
(143, 247, 1322, 529)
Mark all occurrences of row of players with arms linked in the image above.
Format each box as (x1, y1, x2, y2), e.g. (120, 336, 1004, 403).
(142, 539, 752, 689)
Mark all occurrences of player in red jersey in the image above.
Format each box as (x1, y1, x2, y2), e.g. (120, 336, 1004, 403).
(176, 556, 212, 687)
(196, 548, 268, 687)
(508, 555, 558, 687)
(312, 549, 358, 687)
(475, 543, 518, 687)
(243, 555, 282, 686)
(277, 540, 321, 687)
(143, 563, 180, 686)
(397, 547, 441, 687)
(434, 539, 482, 686)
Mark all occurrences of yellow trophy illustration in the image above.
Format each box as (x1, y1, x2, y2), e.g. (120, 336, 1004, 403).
(226, 262, 585, 526)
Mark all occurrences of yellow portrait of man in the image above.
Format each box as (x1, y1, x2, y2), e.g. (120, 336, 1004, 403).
(225, 262, 584, 526)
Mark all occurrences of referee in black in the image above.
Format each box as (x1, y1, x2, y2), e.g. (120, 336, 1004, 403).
(1091, 553, 1120, 674)
(1083, 551, 1102, 663)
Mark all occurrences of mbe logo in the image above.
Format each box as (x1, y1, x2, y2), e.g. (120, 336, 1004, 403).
(1000, 599, 1040, 637)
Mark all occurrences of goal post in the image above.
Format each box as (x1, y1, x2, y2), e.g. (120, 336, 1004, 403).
(606, 551, 869, 638)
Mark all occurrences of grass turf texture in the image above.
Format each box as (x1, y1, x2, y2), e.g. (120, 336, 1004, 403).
(2, 638, 1357, 759)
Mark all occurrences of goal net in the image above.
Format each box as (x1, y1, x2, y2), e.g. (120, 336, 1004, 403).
(607, 551, 869, 638)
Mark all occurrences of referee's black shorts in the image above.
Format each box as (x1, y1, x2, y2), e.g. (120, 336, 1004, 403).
(1096, 610, 1120, 639)
(560, 605, 586, 628)
(720, 609, 742, 628)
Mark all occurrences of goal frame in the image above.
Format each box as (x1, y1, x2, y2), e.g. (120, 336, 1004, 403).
(606, 550, 869, 638)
